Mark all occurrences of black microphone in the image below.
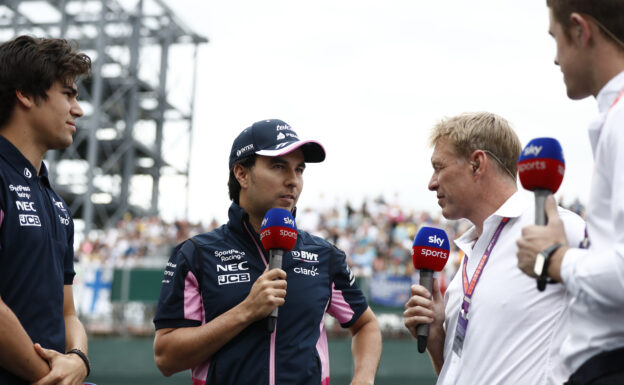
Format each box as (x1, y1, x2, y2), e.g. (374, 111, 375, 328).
(411, 226, 450, 353)
(259, 208, 297, 333)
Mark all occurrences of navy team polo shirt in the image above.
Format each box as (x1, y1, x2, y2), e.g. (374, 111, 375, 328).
(0, 135, 75, 384)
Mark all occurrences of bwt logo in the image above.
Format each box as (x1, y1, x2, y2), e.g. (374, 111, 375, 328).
(428, 235, 445, 247)
(19, 214, 41, 227)
(523, 145, 543, 157)
(218, 273, 250, 285)
(292, 250, 319, 262)
(420, 248, 449, 259)
(283, 217, 295, 226)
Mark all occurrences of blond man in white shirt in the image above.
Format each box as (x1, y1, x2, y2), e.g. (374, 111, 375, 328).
(405, 112, 585, 385)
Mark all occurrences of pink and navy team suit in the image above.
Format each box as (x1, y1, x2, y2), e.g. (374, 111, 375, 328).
(0, 136, 76, 385)
(154, 203, 369, 385)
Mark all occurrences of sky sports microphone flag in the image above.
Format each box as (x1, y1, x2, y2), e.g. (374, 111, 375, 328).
(517, 137, 565, 226)
(260, 208, 298, 333)
(412, 226, 450, 353)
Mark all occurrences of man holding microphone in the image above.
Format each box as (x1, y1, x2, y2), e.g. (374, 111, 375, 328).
(153, 119, 381, 385)
(404, 112, 585, 384)
(517, 1, 624, 383)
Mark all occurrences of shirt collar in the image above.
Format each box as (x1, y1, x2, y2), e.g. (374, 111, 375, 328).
(596, 70, 624, 114)
(455, 190, 527, 247)
(0, 135, 40, 183)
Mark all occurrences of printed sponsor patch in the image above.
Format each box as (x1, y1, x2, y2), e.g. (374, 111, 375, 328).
(19, 214, 41, 227)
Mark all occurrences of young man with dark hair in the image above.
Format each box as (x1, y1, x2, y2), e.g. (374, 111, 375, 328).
(154, 119, 382, 385)
(516, 1, 624, 384)
(0, 35, 91, 385)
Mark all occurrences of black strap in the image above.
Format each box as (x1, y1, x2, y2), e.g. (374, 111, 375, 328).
(327, 246, 335, 309)
(188, 237, 205, 300)
(566, 347, 624, 385)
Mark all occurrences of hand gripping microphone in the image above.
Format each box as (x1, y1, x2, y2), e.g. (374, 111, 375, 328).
(260, 208, 298, 333)
(517, 138, 565, 225)
(412, 226, 450, 353)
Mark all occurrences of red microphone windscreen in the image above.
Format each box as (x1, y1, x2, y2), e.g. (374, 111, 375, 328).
(517, 137, 565, 193)
(412, 226, 450, 272)
(260, 208, 298, 251)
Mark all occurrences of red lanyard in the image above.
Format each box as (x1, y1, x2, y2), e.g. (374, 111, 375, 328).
(460, 217, 510, 316)
(609, 87, 624, 112)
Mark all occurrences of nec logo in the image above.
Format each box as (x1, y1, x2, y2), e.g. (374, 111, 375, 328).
(523, 145, 543, 157)
(19, 214, 41, 227)
(16, 201, 36, 212)
(218, 273, 250, 285)
(216, 261, 249, 272)
(283, 217, 295, 226)
(428, 235, 445, 247)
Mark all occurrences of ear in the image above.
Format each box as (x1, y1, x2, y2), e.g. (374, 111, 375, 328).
(469, 150, 487, 176)
(233, 163, 250, 189)
(15, 90, 35, 109)
(570, 12, 593, 46)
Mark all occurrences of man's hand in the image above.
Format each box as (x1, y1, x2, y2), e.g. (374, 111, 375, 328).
(30, 344, 87, 385)
(516, 195, 568, 279)
(404, 278, 446, 374)
(404, 278, 445, 343)
(240, 267, 287, 322)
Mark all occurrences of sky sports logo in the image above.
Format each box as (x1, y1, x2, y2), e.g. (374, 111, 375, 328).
(522, 144, 543, 157)
(417, 247, 448, 259)
(428, 235, 445, 247)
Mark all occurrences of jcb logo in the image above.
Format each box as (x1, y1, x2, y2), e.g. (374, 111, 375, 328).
(218, 273, 250, 285)
(19, 214, 41, 227)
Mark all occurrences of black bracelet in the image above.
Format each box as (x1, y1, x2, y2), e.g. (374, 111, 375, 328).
(536, 243, 563, 292)
(67, 348, 90, 377)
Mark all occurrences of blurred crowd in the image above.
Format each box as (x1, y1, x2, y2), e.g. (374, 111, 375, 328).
(76, 195, 586, 285)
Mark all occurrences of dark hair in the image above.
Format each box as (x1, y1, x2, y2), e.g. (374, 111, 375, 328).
(228, 155, 257, 204)
(0, 35, 92, 128)
(547, 0, 624, 48)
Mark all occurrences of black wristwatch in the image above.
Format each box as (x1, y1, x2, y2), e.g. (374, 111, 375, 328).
(534, 243, 562, 291)
(67, 348, 90, 377)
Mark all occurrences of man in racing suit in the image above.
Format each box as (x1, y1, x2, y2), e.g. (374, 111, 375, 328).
(154, 119, 382, 385)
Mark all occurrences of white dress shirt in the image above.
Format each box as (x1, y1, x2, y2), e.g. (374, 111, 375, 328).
(437, 192, 585, 385)
(560, 70, 624, 373)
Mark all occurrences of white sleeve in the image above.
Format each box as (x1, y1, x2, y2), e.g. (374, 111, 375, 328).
(560, 107, 624, 309)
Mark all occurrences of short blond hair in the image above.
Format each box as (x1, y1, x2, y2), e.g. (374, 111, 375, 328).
(429, 112, 521, 180)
